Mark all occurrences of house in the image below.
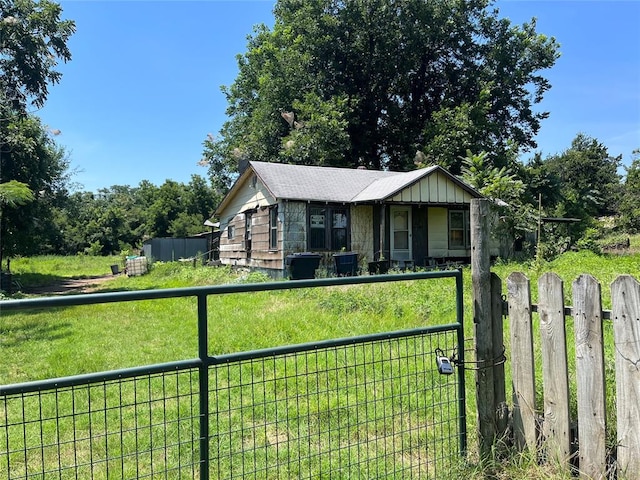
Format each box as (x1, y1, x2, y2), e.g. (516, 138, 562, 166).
(212, 161, 485, 275)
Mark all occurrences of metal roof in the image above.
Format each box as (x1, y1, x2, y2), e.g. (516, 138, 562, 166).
(351, 166, 439, 202)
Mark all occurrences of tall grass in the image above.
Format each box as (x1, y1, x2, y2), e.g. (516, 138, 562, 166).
(2, 260, 465, 478)
(2, 252, 639, 478)
(1, 263, 460, 384)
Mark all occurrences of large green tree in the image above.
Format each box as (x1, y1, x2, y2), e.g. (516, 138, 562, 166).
(0, 114, 71, 263)
(1, 0, 75, 264)
(204, 0, 559, 187)
(544, 133, 622, 221)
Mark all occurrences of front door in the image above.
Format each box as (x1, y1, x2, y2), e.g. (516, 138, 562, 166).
(390, 206, 412, 263)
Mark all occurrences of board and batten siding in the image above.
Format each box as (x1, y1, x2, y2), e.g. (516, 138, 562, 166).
(390, 170, 474, 204)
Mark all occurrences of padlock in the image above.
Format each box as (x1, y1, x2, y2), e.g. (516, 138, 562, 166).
(436, 356, 454, 375)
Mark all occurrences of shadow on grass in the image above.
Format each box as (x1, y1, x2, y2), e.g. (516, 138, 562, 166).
(13, 272, 70, 288)
(0, 318, 72, 347)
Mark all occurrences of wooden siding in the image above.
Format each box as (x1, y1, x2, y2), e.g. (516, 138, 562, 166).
(219, 174, 275, 227)
(219, 213, 247, 265)
(219, 207, 284, 270)
(351, 205, 374, 263)
(390, 170, 473, 204)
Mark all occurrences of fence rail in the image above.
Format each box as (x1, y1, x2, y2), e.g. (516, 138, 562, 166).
(506, 272, 640, 480)
(1, 271, 466, 479)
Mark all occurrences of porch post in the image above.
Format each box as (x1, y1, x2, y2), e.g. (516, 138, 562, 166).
(379, 204, 386, 259)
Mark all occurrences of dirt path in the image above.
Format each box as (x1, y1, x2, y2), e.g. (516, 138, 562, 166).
(24, 274, 119, 295)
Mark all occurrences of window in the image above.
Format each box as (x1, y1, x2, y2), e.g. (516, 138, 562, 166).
(269, 206, 278, 250)
(227, 224, 235, 239)
(308, 204, 349, 251)
(449, 210, 470, 249)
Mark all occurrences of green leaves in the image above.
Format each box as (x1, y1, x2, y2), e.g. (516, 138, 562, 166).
(0, 0, 75, 110)
(206, 0, 559, 173)
(0, 180, 34, 207)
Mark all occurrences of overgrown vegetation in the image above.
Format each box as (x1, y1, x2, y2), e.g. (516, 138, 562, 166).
(1, 0, 638, 267)
(2, 252, 638, 477)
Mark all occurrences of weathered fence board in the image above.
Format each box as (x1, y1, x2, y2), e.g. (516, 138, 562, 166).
(506, 272, 537, 451)
(612, 275, 640, 478)
(506, 272, 640, 479)
(538, 273, 571, 467)
(573, 274, 607, 479)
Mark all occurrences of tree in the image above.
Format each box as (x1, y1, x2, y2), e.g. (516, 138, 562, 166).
(461, 150, 536, 255)
(1, 0, 75, 111)
(0, 180, 34, 206)
(0, 114, 71, 263)
(544, 133, 622, 221)
(618, 149, 640, 233)
(1, 0, 75, 264)
(205, 0, 559, 177)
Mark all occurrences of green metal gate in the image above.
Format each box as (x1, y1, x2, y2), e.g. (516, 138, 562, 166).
(1, 271, 466, 479)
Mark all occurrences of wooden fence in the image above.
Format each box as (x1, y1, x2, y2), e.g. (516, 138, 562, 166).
(505, 272, 640, 479)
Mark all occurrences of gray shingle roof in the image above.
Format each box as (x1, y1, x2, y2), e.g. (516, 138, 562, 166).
(215, 161, 481, 216)
(251, 161, 398, 202)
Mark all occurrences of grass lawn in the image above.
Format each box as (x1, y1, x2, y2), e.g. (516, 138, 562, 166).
(1, 252, 639, 479)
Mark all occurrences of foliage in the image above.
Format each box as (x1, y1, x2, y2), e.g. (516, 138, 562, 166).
(460, 150, 536, 254)
(0, 114, 71, 263)
(617, 149, 640, 233)
(49, 175, 219, 255)
(205, 0, 559, 176)
(544, 133, 622, 222)
(0, 0, 75, 111)
(0, 180, 34, 207)
(1, 0, 75, 265)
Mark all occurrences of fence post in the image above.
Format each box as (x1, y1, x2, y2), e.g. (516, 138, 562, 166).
(539, 273, 571, 467)
(197, 294, 210, 480)
(506, 272, 537, 451)
(471, 198, 497, 459)
(611, 275, 640, 477)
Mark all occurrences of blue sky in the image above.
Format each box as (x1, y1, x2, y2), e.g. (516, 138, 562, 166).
(39, 0, 640, 193)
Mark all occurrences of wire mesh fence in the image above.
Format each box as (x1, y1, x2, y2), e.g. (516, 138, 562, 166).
(1, 366, 201, 479)
(1, 271, 466, 479)
(210, 329, 463, 479)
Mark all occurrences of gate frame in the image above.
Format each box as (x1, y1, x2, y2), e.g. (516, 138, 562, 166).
(1, 270, 466, 478)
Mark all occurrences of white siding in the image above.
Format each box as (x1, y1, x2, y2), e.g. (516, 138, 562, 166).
(390, 170, 473, 204)
(428, 207, 449, 257)
(219, 177, 275, 230)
